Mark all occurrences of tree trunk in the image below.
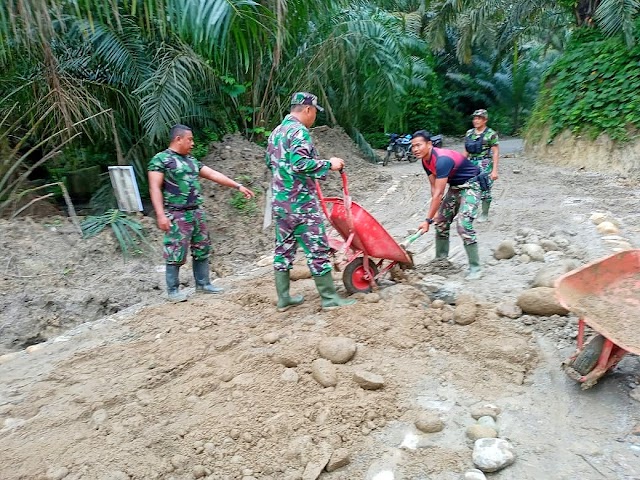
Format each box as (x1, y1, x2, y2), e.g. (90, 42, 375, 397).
(575, 0, 601, 27)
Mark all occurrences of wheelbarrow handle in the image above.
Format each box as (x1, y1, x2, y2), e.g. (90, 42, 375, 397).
(339, 169, 349, 197)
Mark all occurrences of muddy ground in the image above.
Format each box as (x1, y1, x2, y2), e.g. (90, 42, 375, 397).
(0, 130, 639, 480)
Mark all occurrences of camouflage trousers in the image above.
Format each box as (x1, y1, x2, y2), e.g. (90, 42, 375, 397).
(273, 210, 331, 276)
(163, 208, 212, 265)
(469, 156, 494, 202)
(435, 184, 481, 245)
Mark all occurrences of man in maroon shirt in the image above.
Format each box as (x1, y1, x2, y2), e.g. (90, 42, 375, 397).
(411, 130, 485, 280)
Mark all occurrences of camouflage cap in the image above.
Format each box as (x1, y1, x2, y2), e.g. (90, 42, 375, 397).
(290, 92, 324, 112)
(472, 109, 489, 119)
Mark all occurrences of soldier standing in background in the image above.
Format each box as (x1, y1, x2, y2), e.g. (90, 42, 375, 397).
(148, 124, 255, 302)
(464, 109, 499, 222)
(266, 92, 356, 311)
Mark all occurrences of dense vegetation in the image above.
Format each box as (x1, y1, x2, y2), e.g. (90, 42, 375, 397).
(528, 21, 640, 143)
(0, 0, 638, 213)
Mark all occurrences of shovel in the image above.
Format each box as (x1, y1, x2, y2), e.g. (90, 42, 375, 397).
(400, 230, 424, 249)
(398, 230, 424, 269)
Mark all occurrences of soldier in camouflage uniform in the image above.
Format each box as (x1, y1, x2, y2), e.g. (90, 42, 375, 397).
(266, 92, 356, 311)
(148, 124, 255, 302)
(411, 130, 485, 280)
(464, 109, 499, 222)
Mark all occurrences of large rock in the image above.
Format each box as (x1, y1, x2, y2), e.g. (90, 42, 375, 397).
(311, 359, 338, 387)
(415, 411, 444, 433)
(589, 212, 607, 225)
(318, 337, 357, 364)
(466, 424, 498, 441)
(495, 302, 522, 319)
(477, 416, 498, 431)
(493, 240, 516, 260)
(463, 469, 487, 480)
(517, 287, 569, 316)
(290, 265, 312, 281)
(325, 448, 350, 472)
(302, 441, 333, 480)
(470, 403, 501, 420)
(472, 438, 516, 473)
(596, 221, 619, 235)
(454, 303, 477, 325)
(353, 370, 385, 390)
(540, 239, 560, 252)
(521, 244, 545, 262)
(532, 260, 580, 288)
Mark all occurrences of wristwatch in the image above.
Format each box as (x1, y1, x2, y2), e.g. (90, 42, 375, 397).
(425, 218, 434, 224)
(235, 183, 243, 190)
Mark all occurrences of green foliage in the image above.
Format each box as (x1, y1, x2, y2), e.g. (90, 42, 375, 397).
(229, 174, 259, 215)
(528, 25, 640, 142)
(81, 209, 153, 258)
(362, 132, 390, 149)
(88, 180, 117, 214)
(192, 127, 221, 159)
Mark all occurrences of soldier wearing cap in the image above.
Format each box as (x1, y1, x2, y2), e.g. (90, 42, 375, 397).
(265, 92, 356, 311)
(464, 109, 499, 222)
(148, 124, 255, 302)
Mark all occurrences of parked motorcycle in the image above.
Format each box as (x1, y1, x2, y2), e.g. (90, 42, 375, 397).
(383, 133, 415, 166)
(383, 133, 443, 166)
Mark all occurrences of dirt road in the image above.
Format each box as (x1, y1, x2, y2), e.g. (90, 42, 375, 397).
(1, 135, 639, 479)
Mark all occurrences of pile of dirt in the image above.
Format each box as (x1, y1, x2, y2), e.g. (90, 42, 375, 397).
(202, 127, 382, 272)
(0, 216, 166, 353)
(0, 275, 537, 479)
(0, 127, 381, 355)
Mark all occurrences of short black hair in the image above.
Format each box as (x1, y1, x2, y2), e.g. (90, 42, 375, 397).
(170, 124, 192, 141)
(412, 130, 432, 142)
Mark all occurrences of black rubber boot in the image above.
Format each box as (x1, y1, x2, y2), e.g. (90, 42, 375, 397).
(313, 272, 356, 310)
(193, 259, 223, 294)
(275, 270, 304, 312)
(166, 265, 187, 302)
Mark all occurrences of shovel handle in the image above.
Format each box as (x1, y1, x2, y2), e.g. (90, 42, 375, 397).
(405, 231, 423, 245)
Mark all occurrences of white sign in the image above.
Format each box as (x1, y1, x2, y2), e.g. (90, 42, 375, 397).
(108, 166, 143, 212)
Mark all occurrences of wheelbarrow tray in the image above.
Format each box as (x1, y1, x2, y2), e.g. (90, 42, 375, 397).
(322, 196, 411, 264)
(556, 249, 640, 354)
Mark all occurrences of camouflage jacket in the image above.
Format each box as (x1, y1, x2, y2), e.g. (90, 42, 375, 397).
(265, 114, 331, 216)
(148, 149, 203, 208)
(464, 127, 499, 159)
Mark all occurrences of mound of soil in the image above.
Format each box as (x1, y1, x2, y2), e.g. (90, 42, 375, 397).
(0, 277, 537, 479)
(0, 127, 381, 354)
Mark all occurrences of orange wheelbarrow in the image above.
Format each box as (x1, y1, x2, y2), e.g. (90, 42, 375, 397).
(556, 249, 640, 389)
(316, 172, 414, 294)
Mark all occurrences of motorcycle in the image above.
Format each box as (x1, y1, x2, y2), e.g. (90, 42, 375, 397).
(383, 133, 443, 166)
(383, 133, 416, 166)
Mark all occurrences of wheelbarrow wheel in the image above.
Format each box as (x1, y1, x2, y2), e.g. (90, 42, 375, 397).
(572, 334, 605, 375)
(343, 257, 379, 294)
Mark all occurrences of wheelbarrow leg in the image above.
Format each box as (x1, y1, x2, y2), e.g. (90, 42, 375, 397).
(580, 340, 628, 389)
(577, 318, 586, 350)
(362, 256, 377, 291)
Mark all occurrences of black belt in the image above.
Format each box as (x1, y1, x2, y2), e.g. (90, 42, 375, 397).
(166, 204, 200, 211)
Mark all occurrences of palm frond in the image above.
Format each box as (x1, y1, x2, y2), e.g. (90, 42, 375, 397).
(81, 208, 154, 259)
(595, 0, 640, 46)
(135, 42, 214, 143)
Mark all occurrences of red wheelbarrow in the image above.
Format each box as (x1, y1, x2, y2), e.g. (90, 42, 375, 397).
(316, 172, 414, 294)
(556, 249, 640, 389)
